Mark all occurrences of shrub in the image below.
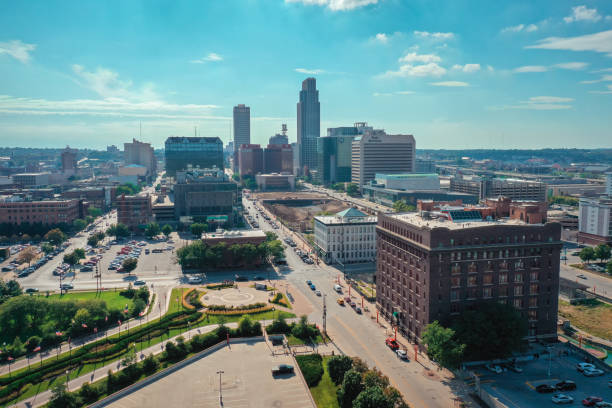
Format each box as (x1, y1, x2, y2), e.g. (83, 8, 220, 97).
(266, 317, 291, 334)
(295, 354, 323, 387)
(327, 355, 353, 385)
(78, 382, 100, 404)
(142, 354, 159, 374)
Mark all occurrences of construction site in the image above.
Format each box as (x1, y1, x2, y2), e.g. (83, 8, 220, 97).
(252, 191, 349, 232)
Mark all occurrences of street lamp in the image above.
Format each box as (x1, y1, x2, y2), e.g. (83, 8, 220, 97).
(216, 370, 224, 404)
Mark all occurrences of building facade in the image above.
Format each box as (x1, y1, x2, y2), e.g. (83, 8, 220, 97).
(415, 158, 436, 173)
(374, 173, 439, 191)
(116, 194, 152, 231)
(450, 175, 547, 202)
(578, 197, 612, 245)
(124, 139, 156, 179)
(165, 137, 223, 176)
(376, 211, 562, 345)
(351, 131, 416, 190)
(233, 104, 251, 171)
(263, 144, 293, 174)
(255, 173, 295, 191)
(314, 208, 377, 264)
(0, 197, 80, 225)
(238, 144, 264, 176)
(12, 173, 50, 187)
(269, 124, 289, 146)
(296, 78, 320, 174)
(61, 146, 77, 173)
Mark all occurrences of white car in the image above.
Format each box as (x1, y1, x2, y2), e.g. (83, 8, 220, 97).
(485, 364, 503, 374)
(583, 368, 605, 377)
(551, 394, 573, 404)
(595, 402, 612, 408)
(577, 362, 596, 372)
(396, 349, 408, 360)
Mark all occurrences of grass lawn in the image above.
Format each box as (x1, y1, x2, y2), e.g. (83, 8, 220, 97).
(42, 290, 135, 310)
(306, 356, 340, 408)
(559, 299, 612, 341)
(286, 333, 326, 346)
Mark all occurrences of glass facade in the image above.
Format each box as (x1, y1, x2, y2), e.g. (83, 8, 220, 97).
(165, 137, 223, 176)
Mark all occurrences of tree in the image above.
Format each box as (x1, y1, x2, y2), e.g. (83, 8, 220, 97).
(190, 223, 207, 237)
(17, 246, 38, 266)
(41, 242, 55, 255)
(44, 228, 66, 246)
(107, 223, 129, 239)
(0, 279, 22, 304)
(144, 222, 160, 239)
(363, 369, 389, 390)
(161, 224, 173, 237)
(122, 258, 138, 275)
(353, 386, 392, 408)
(453, 302, 527, 361)
(607, 260, 612, 275)
(327, 355, 353, 385)
(73, 218, 87, 231)
(48, 384, 80, 408)
(25, 335, 42, 353)
(87, 231, 106, 247)
(87, 207, 102, 218)
(116, 183, 139, 196)
(594, 244, 611, 263)
(64, 249, 85, 269)
(331, 183, 345, 192)
(392, 200, 415, 213)
(579, 247, 595, 264)
(337, 369, 363, 408)
(422, 321, 465, 369)
(346, 183, 359, 197)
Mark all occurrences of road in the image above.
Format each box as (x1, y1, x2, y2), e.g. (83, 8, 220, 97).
(301, 182, 390, 214)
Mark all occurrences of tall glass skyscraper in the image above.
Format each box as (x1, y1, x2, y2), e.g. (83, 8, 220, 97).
(164, 137, 224, 176)
(233, 104, 250, 171)
(297, 78, 320, 174)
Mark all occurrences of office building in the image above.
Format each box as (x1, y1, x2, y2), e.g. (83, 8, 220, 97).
(62, 187, 116, 211)
(264, 144, 293, 174)
(255, 173, 296, 191)
(314, 208, 377, 265)
(233, 104, 250, 171)
(61, 146, 77, 173)
(578, 197, 612, 245)
(376, 210, 562, 344)
(291, 143, 299, 175)
(351, 131, 416, 190)
(202, 229, 267, 246)
(0, 197, 80, 225)
(415, 158, 436, 173)
(238, 144, 264, 176)
(450, 175, 547, 202)
(116, 194, 153, 231)
(12, 173, 50, 187)
(173, 168, 240, 227)
(164, 137, 223, 176)
(124, 139, 157, 179)
(374, 173, 439, 191)
(296, 78, 320, 174)
(269, 124, 289, 146)
(606, 172, 612, 196)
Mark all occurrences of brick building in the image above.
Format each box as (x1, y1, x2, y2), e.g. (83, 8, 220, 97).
(263, 144, 293, 174)
(116, 194, 152, 230)
(376, 210, 562, 346)
(0, 197, 80, 225)
(238, 144, 264, 176)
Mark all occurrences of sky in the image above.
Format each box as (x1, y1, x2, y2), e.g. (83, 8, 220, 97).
(1, 0, 612, 150)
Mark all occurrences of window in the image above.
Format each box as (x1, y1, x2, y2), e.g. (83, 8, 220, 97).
(468, 275, 477, 286)
(514, 273, 523, 283)
(528, 310, 537, 321)
(529, 297, 538, 308)
(468, 288, 478, 299)
(468, 262, 477, 273)
(483, 287, 492, 298)
(499, 272, 508, 284)
(451, 276, 461, 287)
(530, 284, 538, 295)
(450, 290, 460, 301)
(513, 298, 523, 309)
(514, 286, 523, 296)
(530, 271, 538, 282)
(483, 273, 493, 285)
(451, 263, 461, 274)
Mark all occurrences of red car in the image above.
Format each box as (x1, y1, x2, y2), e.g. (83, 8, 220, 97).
(385, 338, 399, 350)
(582, 396, 603, 406)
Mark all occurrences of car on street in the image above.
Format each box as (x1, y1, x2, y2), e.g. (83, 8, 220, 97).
(577, 274, 587, 279)
(595, 402, 612, 408)
(187, 276, 202, 284)
(551, 394, 573, 404)
(271, 364, 294, 375)
(60, 283, 74, 290)
(355, 306, 362, 314)
(235, 275, 248, 282)
(396, 349, 408, 360)
(25, 288, 39, 293)
(485, 364, 504, 374)
(583, 368, 604, 377)
(583, 397, 604, 406)
(555, 380, 576, 391)
(306, 280, 312, 286)
(577, 363, 596, 372)
(536, 384, 556, 393)
(134, 280, 146, 286)
(337, 298, 344, 306)
(315, 290, 321, 296)
(385, 338, 399, 350)
(254, 275, 265, 280)
(310, 284, 316, 290)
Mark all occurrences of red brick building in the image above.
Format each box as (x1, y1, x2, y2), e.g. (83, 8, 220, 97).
(116, 194, 152, 231)
(0, 198, 80, 225)
(263, 144, 293, 174)
(238, 144, 264, 176)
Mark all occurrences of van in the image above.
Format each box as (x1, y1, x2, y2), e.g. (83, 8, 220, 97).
(334, 284, 342, 293)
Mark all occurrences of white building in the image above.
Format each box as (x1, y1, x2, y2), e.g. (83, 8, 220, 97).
(578, 197, 612, 245)
(374, 173, 439, 191)
(606, 172, 612, 196)
(314, 208, 377, 264)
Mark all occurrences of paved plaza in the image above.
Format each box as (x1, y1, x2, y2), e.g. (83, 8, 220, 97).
(203, 286, 272, 307)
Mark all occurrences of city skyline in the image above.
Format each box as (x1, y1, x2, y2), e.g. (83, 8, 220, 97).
(1, 0, 612, 149)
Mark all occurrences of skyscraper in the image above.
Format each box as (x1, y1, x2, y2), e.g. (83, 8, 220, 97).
(297, 78, 320, 174)
(124, 138, 156, 180)
(164, 137, 224, 176)
(61, 146, 77, 173)
(233, 104, 250, 171)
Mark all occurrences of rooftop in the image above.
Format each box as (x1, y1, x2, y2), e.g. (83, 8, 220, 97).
(315, 207, 377, 225)
(202, 229, 267, 239)
(387, 211, 538, 230)
(376, 173, 438, 179)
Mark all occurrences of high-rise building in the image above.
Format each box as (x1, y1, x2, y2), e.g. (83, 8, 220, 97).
(116, 194, 153, 231)
(351, 131, 416, 190)
(578, 196, 612, 245)
(269, 124, 289, 146)
(317, 122, 372, 185)
(415, 158, 436, 173)
(164, 137, 224, 176)
(297, 78, 320, 174)
(61, 146, 77, 173)
(264, 144, 293, 174)
(238, 144, 264, 176)
(606, 172, 612, 196)
(376, 210, 562, 344)
(124, 139, 156, 179)
(233, 104, 251, 171)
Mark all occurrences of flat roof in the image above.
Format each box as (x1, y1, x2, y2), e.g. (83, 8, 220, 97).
(376, 173, 438, 178)
(315, 215, 377, 225)
(387, 212, 534, 230)
(202, 229, 267, 239)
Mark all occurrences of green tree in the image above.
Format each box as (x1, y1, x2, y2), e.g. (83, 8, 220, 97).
(594, 244, 611, 263)
(87, 207, 102, 218)
(122, 258, 138, 275)
(579, 247, 595, 264)
(78, 382, 100, 404)
(353, 386, 392, 408)
(392, 200, 415, 213)
(107, 223, 130, 238)
(41, 242, 55, 255)
(327, 355, 353, 385)
(346, 183, 359, 197)
(11, 337, 26, 356)
(363, 369, 389, 390)
(116, 183, 139, 195)
(25, 335, 41, 353)
(422, 321, 465, 369)
(142, 353, 159, 374)
(73, 218, 87, 231)
(190, 223, 207, 236)
(337, 369, 363, 408)
(64, 249, 85, 269)
(44, 228, 66, 246)
(607, 260, 612, 275)
(144, 222, 160, 239)
(331, 183, 345, 192)
(48, 384, 80, 408)
(453, 302, 527, 361)
(0, 279, 22, 304)
(161, 224, 173, 237)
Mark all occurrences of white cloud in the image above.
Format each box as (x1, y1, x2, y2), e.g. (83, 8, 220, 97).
(0, 40, 36, 63)
(382, 63, 447, 78)
(527, 30, 612, 56)
(580, 74, 612, 84)
(72, 64, 159, 102)
(284, 0, 377, 11)
(501, 23, 538, 34)
(294, 68, 325, 74)
(514, 65, 548, 73)
(395, 91, 415, 95)
(589, 84, 612, 94)
(492, 96, 574, 110)
(553, 62, 589, 70)
(452, 63, 481, 73)
(528, 96, 574, 103)
(373, 90, 415, 96)
(414, 31, 454, 40)
(487, 65, 495, 72)
(591, 68, 612, 73)
(430, 81, 469, 87)
(375, 33, 388, 43)
(564, 5, 601, 23)
(399, 52, 441, 64)
(190, 53, 223, 63)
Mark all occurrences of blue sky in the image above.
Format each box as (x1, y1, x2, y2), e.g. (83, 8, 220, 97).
(1, 0, 611, 149)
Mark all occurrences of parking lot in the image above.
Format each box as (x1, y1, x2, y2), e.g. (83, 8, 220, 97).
(477, 343, 611, 407)
(102, 339, 315, 408)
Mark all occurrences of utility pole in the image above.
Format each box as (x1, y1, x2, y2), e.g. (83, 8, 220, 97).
(322, 294, 327, 336)
(216, 370, 224, 405)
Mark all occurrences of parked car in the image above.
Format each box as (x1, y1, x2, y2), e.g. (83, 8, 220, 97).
(577, 274, 587, 279)
(536, 384, 556, 393)
(583, 368, 605, 377)
(315, 290, 321, 296)
(134, 280, 146, 286)
(485, 364, 503, 374)
(595, 402, 612, 408)
(396, 349, 408, 360)
(555, 380, 576, 391)
(355, 306, 362, 314)
(271, 364, 294, 375)
(577, 363, 596, 372)
(583, 397, 604, 406)
(337, 298, 345, 306)
(25, 287, 39, 293)
(235, 275, 248, 282)
(60, 283, 74, 290)
(385, 338, 399, 350)
(551, 394, 573, 404)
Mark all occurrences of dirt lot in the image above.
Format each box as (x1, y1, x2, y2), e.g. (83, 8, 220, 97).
(559, 298, 612, 341)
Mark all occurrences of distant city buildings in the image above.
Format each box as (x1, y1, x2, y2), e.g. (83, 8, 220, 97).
(164, 137, 223, 176)
(297, 78, 320, 174)
(61, 146, 77, 173)
(0, 196, 80, 225)
(449, 175, 547, 202)
(376, 209, 562, 344)
(255, 173, 296, 191)
(351, 131, 416, 191)
(12, 172, 50, 187)
(263, 144, 293, 174)
(316, 123, 371, 185)
(578, 194, 612, 246)
(415, 158, 436, 173)
(238, 144, 264, 176)
(314, 208, 377, 264)
(233, 104, 251, 171)
(124, 139, 156, 180)
(269, 124, 289, 146)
